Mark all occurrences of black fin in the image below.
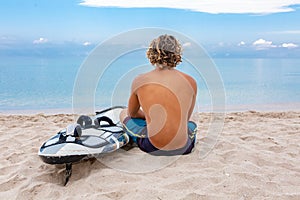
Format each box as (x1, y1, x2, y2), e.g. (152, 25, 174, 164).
(64, 163, 72, 186)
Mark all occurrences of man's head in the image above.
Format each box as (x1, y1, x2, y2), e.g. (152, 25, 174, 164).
(146, 34, 182, 69)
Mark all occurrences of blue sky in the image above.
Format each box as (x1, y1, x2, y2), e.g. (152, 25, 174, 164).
(1, 0, 300, 58)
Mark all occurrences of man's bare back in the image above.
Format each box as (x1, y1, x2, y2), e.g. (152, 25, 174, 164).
(126, 67, 197, 150)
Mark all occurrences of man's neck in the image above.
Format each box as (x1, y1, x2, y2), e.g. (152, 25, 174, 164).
(155, 64, 174, 70)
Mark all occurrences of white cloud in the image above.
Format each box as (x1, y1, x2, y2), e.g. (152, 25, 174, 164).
(238, 41, 246, 46)
(182, 42, 191, 47)
(33, 37, 48, 44)
(281, 43, 298, 48)
(83, 41, 92, 46)
(0, 35, 17, 44)
(252, 38, 276, 50)
(79, 0, 300, 14)
(253, 39, 271, 45)
(218, 42, 224, 47)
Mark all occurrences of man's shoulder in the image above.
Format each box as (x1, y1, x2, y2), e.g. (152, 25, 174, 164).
(132, 73, 147, 84)
(132, 71, 153, 84)
(177, 71, 197, 86)
(131, 73, 150, 92)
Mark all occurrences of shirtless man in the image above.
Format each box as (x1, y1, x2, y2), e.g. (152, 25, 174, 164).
(120, 34, 197, 156)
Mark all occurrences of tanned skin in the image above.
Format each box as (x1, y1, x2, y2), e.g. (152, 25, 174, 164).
(120, 64, 197, 150)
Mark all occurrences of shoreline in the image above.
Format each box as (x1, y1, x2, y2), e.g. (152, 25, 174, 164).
(1, 102, 300, 115)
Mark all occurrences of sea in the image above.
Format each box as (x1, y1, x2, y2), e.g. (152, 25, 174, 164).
(1, 54, 300, 113)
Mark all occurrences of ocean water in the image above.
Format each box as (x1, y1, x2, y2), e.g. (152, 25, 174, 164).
(0, 55, 300, 113)
(213, 58, 300, 109)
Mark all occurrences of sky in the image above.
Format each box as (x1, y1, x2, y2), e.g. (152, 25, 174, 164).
(1, 0, 300, 58)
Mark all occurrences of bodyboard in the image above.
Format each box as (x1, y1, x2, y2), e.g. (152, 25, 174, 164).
(38, 106, 129, 165)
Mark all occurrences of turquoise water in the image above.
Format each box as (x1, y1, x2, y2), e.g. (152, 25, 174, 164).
(0, 55, 300, 112)
(215, 58, 300, 105)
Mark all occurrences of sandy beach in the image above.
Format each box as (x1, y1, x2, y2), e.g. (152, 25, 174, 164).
(0, 111, 299, 199)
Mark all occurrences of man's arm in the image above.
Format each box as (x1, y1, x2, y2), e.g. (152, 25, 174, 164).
(187, 76, 197, 119)
(127, 90, 145, 119)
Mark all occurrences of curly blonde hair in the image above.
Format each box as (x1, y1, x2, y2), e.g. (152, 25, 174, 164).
(146, 34, 182, 69)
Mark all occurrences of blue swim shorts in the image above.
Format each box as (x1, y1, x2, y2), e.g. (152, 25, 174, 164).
(122, 117, 197, 156)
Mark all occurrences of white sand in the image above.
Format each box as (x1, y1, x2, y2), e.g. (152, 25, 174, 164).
(0, 111, 299, 199)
